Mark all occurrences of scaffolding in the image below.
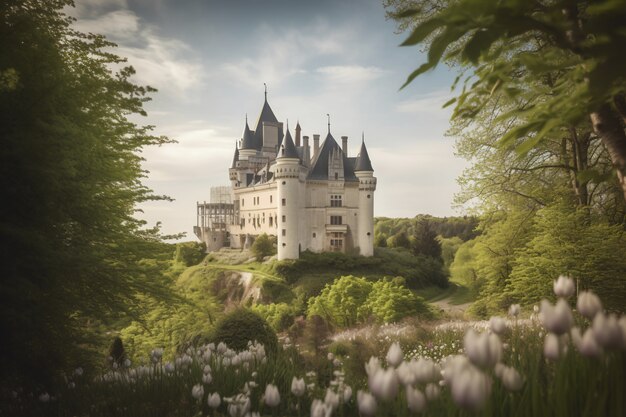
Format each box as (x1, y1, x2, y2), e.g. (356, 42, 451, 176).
(194, 186, 235, 251)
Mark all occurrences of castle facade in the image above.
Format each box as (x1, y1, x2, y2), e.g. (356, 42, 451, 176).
(194, 93, 376, 260)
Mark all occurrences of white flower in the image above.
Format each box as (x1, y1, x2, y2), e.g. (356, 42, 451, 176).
(533, 305, 540, 314)
(327, 352, 334, 361)
(508, 304, 521, 317)
(39, 392, 50, 403)
(463, 329, 502, 368)
(203, 364, 212, 374)
(592, 312, 622, 348)
(311, 399, 332, 417)
(406, 386, 427, 413)
(442, 355, 471, 386)
(217, 342, 228, 354)
(425, 383, 440, 401)
(357, 390, 377, 416)
(450, 365, 492, 410)
(544, 333, 560, 360)
(207, 392, 221, 408)
(386, 342, 403, 367)
(499, 366, 524, 391)
(192, 384, 204, 401)
(369, 368, 399, 401)
(324, 388, 340, 410)
(124, 358, 131, 368)
(164, 362, 175, 373)
(489, 317, 507, 335)
(619, 316, 626, 349)
(202, 373, 213, 384)
(576, 291, 602, 319)
(343, 385, 352, 402)
(333, 358, 341, 367)
(396, 361, 416, 386)
(553, 275, 575, 298)
(291, 377, 305, 397)
(74, 367, 84, 377)
(577, 328, 603, 357)
(264, 384, 280, 407)
(540, 299, 573, 335)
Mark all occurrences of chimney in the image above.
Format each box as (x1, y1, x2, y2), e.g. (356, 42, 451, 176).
(295, 122, 301, 147)
(303, 136, 310, 165)
(341, 136, 348, 156)
(313, 134, 320, 158)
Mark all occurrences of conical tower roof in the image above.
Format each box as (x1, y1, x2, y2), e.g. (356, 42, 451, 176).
(231, 143, 239, 168)
(278, 126, 299, 159)
(240, 119, 255, 150)
(355, 137, 374, 172)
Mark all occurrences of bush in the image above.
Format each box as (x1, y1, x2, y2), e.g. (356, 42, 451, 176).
(251, 303, 295, 331)
(251, 233, 275, 261)
(361, 277, 433, 323)
(211, 309, 278, 354)
(174, 242, 207, 266)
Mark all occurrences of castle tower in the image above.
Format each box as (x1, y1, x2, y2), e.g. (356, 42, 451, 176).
(239, 117, 256, 160)
(354, 136, 376, 256)
(275, 125, 301, 260)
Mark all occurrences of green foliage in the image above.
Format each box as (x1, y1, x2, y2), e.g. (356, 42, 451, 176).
(361, 278, 432, 323)
(438, 236, 463, 268)
(374, 233, 388, 247)
(251, 233, 276, 261)
(211, 309, 278, 354)
(375, 215, 479, 241)
(0, 0, 175, 386)
(387, 231, 411, 249)
(251, 303, 295, 331)
(410, 218, 442, 260)
(174, 242, 206, 266)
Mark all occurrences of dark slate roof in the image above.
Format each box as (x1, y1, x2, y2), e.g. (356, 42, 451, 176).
(231, 144, 239, 168)
(355, 140, 374, 172)
(240, 121, 256, 150)
(253, 99, 279, 150)
(307, 132, 358, 182)
(347, 157, 357, 169)
(278, 128, 299, 159)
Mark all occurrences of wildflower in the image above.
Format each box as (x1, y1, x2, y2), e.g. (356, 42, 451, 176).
(533, 305, 540, 314)
(540, 299, 573, 335)
(578, 328, 603, 357)
(124, 358, 131, 368)
(202, 372, 213, 384)
(333, 358, 341, 367)
(164, 362, 175, 373)
(369, 367, 399, 401)
(508, 304, 521, 317)
(343, 385, 352, 402)
(489, 317, 507, 335)
(592, 312, 622, 348)
(450, 365, 492, 410)
(324, 388, 340, 410)
(217, 342, 228, 354)
(543, 333, 560, 360)
(264, 384, 280, 407)
(192, 384, 204, 401)
(386, 342, 403, 367)
(553, 275, 575, 298)
(252, 371, 258, 378)
(203, 364, 211, 374)
(327, 352, 334, 361)
(74, 367, 84, 377)
(39, 392, 50, 403)
(576, 291, 602, 319)
(406, 386, 426, 413)
(311, 399, 332, 417)
(425, 383, 441, 401)
(207, 392, 221, 408)
(357, 390, 377, 416)
(291, 377, 305, 397)
(498, 365, 524, 391)
(463, 329, 502, 368)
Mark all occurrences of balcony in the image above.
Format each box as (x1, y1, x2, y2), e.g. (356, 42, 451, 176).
(325, 224, 348, 233)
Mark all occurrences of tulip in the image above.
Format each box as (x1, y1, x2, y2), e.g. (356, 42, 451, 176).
(464, 329, 502, 368)
(191, 384, 204, 401)
(324, 388, 340, 410)
(203, 364, 212, 374)
(202, 373, 213, 384)
(264, 384, 280, 407)
(576, 291, 602, 319)
(74, 367, 84, 377)
(578, 328, 603, 357)
(406, 386, 427, 413)
(540, 299, 573, 335)
(327, 352, 334, 361)
(619, 316, 626, 349)
(592, 312, 622, 349)
(311, 399, 332, 417)
(207, 392, 221, 408)
(369, 367, 399, 401)
(450, 365, 491, 410)
(499, 366, 524, 391)
(291, 377, 306, 397)
(343, 385, 352, 402)
(544, 333, 560, 360)
(508, 304, 520, 317)
(386, 342, 403, 367)
(489, 316, 507, 334)
(425, 383, 441, 401)
(39, 393, 50, 403)
(553, 275, 575, 298)
(357, 390, 377, 416)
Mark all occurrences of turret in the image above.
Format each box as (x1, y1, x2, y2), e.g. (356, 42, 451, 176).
(275, 126, 301, 260)
(229, 143, 239, 187)
(239, 117, 256, 160)
(354, 136, 376, 256)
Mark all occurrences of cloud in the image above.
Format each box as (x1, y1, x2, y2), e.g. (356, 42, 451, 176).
(68, 3, 203, 96)
(395, 90, 455, 114)
(316, 65, 386, 83)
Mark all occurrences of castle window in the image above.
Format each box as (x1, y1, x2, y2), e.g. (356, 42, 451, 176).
(242, 198, 244, 207)
(330, 216, 342, 225)
(330, 195, 342, 207)
(282, 181, 286, 185)
(282, 229, 286, 236)
(282, 215, 286, 223)
(269, 216, 273, 226)
(270, 195, 273, 203)
(282, 198, 286, 206)
(334, 172, 338, 180)
(367, 194, 371, 199)
(313, 232, 316, 238)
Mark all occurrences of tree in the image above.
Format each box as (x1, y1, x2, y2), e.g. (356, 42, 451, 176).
(0, 1, 174, 386)
(410, 218, 442, 260)
(251, 233, 276, 261)
(307, 275, 373, 327)
(393, 0, 626, 200)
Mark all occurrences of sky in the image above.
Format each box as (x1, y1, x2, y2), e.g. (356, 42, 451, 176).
(68, 0, 469, 239)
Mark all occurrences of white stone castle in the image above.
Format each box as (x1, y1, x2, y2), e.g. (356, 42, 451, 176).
(194, 91, 376, 260)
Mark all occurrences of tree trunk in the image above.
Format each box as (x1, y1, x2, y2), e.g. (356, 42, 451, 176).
(590, 104, 626, 201)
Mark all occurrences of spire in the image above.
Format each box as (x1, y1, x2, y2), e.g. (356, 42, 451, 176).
(240, 116, 255, 150)
(355, 134, 374, 172)
(264, 83, 267, 102)
(327, 113, 330, 134)
(231, 142, 239, 168)
(295, 121, 301, 147)
(278, 125, 299, 159)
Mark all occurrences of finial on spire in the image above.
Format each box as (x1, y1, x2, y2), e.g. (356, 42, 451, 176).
(286, 118, 289, 130)
(327, 113, 330, 133)
(264, 83, 267, 101)
(362, 131, 365, 143)
(245, 113, 248, 124)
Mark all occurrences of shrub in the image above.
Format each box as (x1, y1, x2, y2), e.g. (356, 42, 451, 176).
(251, 303, 295, 331)
(251, 233, 275, 261)
(211, 309, 278, 354)
(174, 242, 207, 266)
(361, 277, 433, 323)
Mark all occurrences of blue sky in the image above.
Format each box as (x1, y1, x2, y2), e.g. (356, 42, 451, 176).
(69, 0, 468, 238)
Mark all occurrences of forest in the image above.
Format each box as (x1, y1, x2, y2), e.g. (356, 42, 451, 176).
(2, 0, 626, 416)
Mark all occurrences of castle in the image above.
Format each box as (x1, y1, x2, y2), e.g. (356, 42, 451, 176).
(194, 91, 376, 260)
